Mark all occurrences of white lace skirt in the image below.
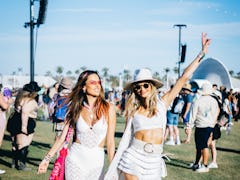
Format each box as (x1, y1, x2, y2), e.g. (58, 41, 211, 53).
(65, 143, 105, 180)
(118, 138, 166, 180)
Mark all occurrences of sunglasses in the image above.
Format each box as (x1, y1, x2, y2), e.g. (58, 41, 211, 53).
(134, 83, 150, 91)
(87, 80, 101, 85)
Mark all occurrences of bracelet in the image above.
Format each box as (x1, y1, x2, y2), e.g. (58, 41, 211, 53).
(197, 51, 205, 62)
(44, 154, 52, 162)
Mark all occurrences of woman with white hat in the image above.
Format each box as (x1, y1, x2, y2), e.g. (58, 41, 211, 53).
(105, 32, 211, 179)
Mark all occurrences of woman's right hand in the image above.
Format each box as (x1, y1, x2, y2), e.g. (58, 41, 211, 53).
(202, 32, 211, 54)
(37, 159, 49, 174)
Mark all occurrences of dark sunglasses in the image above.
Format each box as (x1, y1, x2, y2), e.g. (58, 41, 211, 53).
(134, 83, 150, 91)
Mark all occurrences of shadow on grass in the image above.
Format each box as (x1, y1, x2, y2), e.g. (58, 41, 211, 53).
(3, 134, 51, 150)
(165, 158, 192, 169)
(216, 147, 240, 154)
(0, 148, 54, 168)
(1, 134, 52, 168)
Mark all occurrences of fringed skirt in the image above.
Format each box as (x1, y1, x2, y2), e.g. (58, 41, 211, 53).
(118, 138, 167, 180)
(65, 143, 105, 180)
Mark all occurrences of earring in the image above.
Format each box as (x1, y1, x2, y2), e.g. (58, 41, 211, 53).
(83, 89, 86, 93)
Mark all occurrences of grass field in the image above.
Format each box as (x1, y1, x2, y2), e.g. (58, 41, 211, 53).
(0, 116, 240, 180)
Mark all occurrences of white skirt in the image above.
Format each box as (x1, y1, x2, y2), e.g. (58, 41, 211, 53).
(118, 138, 166, 180)
(65, 143, 105, 180)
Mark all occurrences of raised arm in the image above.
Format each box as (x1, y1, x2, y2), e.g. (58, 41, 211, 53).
(37, 122, 70, 174)
(162, 32, 211, 108)
(106, 104, 116, 162)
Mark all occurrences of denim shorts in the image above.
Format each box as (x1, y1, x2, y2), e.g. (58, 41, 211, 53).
(167, 111, 179, 126)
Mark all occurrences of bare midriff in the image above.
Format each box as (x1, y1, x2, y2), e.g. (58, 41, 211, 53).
(134, 128, 163, 144)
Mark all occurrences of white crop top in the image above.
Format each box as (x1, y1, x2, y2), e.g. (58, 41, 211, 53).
(76, 115, 108, 148)
(132, 99, 167, 133)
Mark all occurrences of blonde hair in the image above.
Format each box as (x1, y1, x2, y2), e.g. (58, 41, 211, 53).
(125, 82, 158, 120)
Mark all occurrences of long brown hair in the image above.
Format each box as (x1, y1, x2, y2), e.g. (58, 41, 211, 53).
(66, 70, 109, 127)
(14, 89, 38, 110)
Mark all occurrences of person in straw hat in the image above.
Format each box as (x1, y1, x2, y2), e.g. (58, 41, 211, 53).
(181, 82, 195, 144)
(104, 32, 211, 179)
(49, 77, 74, 142)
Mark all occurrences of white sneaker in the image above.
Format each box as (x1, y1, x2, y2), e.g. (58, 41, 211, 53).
(208, 162, 218, 168)
(176, 140, 181, 145)
(196, 165, 209, 173)
(189, 162, 201, 169)
(0, 169, 6, 174)
(165, 140, 175, 146)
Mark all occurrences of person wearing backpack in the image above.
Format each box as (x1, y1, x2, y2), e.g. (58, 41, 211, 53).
(165, 86, 183, 145)
(52, 77, 74, 141)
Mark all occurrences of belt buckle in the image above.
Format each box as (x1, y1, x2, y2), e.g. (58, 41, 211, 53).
(143, 143, 154, 153)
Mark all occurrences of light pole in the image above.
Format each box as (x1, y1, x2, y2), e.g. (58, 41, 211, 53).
(25, 0, 48, 82)
(174, 24, 187, 78)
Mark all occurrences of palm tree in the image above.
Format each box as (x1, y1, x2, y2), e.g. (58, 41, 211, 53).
(66, 70, 72, 76)
(80, 66, 87, 73)
(164, 67, 170, 89)
(102, 67, 109, 79)
(45, 71, 52, 77)
(173, 67, 179, 76)
(236, 72, 240, 79)
(56, 66, 64, 81)
(109, 75, 119, 89)
(153, 71, 161, 81)
(123, 69, 131, 81)
(75, 69, 80, 76)
(229, 70, 234, 76)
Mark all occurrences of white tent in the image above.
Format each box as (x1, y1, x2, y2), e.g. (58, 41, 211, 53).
(1, 75, 56, 89)
(191, 58, 240, 90)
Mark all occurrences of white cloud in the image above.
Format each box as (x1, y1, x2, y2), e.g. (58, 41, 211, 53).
(145, 1, 220, 16)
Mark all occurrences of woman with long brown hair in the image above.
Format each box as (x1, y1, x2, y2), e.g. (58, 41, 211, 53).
(38, 70, 116, 180)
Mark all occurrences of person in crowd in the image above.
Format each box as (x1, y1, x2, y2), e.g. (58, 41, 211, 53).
(50, 77, 74, 142)
(165, 86, 182, 146)
(38, 70, 116, 180)
(105, 33, 211, 179)
(0, 87, 13, 146)
(208, 90, 225, 169)
(188, 83, 219, 173)
(120, 91, 127, 116)
(223, 93, 233, 127)
(0, 86, 13, 174)
(7, 81, 41, 171)
(181, 83, 195, 144)
(48, 82, 59, 100)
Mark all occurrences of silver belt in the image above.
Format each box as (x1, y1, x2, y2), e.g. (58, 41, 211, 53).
(131, 138, 163, 154)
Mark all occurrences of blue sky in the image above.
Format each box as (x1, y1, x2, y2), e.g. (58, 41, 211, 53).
(0, 0, 240, 77)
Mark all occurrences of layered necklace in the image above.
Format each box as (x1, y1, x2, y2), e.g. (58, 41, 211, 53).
(83, 101, 95, 129)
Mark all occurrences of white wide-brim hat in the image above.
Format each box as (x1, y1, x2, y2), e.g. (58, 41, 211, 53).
(124, 68, 163, 90)
(201, 83, 213, 95)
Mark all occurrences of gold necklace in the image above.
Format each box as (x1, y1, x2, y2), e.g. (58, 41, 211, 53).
(83, 101, 95, 129)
